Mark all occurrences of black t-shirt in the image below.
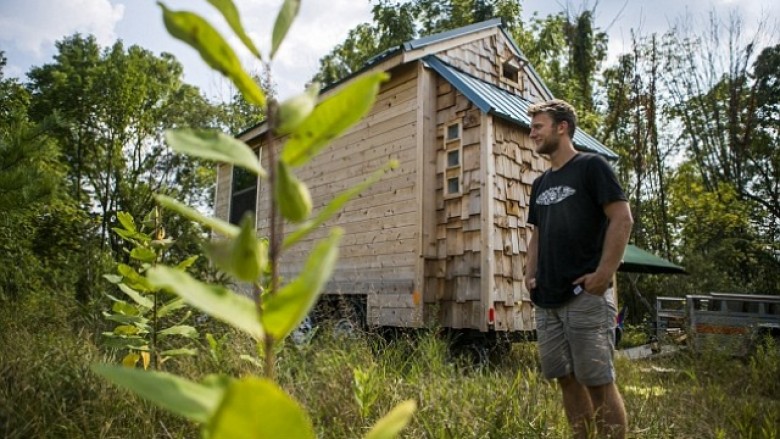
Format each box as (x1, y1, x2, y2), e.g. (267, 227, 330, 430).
(527, 153, 627, 308)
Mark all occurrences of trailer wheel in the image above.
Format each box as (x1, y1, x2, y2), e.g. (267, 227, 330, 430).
(449, 330, 512, 367)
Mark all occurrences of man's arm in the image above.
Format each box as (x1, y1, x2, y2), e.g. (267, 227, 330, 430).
(524, 226, 539, 293)
(574, 200, 633, 295)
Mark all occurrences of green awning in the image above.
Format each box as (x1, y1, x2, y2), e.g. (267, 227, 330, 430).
(619, 244, 687, 274)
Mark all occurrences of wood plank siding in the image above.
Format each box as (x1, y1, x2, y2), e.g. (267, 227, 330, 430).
(214, 163, 231, 221)
(217, 63, 422, 327)
(427, 74, 486, 330)
(491, 119, 549, 331)
(435, 34, 548, 102)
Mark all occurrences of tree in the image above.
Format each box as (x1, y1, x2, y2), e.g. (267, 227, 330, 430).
(313, 0, 520, 86)
(0, 51, 30, 124)
(27, 35, 223, 257)
(663, 13, 780, 291)
(313, 1, 417, 86)
(0, 93, 93, 302)
(511, 7, 608, 132)
(601, 33, 676, 256)
(748, 44, 780, 248)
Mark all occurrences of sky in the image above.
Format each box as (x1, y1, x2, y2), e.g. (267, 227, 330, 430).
(1, 0, 778, 102)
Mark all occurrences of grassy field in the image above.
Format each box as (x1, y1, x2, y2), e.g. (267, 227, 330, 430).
(1, 296, 778, 438)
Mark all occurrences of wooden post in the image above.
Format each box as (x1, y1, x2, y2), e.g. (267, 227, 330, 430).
(479, 113, 495, 331)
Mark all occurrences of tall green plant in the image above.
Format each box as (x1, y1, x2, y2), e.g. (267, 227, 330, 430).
(93, 1, 414, 437)
(103, 210, 200, 369)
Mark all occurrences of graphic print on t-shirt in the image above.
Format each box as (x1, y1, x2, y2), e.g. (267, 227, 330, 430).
(536, 186, 576, 206)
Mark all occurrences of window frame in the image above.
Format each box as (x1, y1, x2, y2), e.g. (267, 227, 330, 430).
(443, 121, 463, 198)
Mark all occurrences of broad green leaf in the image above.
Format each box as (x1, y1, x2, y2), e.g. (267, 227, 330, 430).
(157, 297, 186, 318)
(207, 377, 315, 439)
(284, 160, 398, 249)
(176, 255, 199, 271)
(364, 400, 417, 439)
(161, 348, 199, 357)
(104, 312, 147, 325)
(271, 0, 300, 59)
(206, 216, 268, 282)
(207, 0, 261, 59)
(113, 227, 151, 244)
(118, 264, 154, 293)
(159, 3, 266, 106)
(159, 325, 198, 339)
(275, 161, 312, 223)
(147, 266, 263, 340)
(118, 283, 154, 308)
(281, 71, 390, 167)
(122, 353, 140, 368)
(263, 228, 342, 340)
(111, 300, 139, 315)
(103, 274, 123, 284)
(229, 215, 266, 281)
(156, 194, 239, 238)
(117, 211, 137, 232)
(276, 82, 320, 135)
(130, 247, 157, 263)
(114, 325, 143, 336)
(165, 129, 265, 177)
(92, 364, 225, 423)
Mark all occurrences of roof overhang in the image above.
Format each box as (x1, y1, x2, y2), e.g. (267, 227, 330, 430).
(424, 55, 618, 160)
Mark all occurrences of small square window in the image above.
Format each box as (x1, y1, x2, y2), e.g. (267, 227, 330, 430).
(447, 177, 460, 194)
(446, 124, 460, 140)
(447, 150, 460, 168)
(502, 59, 520, 83)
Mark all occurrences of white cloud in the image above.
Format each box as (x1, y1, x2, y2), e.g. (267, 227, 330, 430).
(229, 0, 373, 97)
(0, 0, 124, 55)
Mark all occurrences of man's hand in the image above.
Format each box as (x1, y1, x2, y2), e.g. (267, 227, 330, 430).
(525, 276, 537, 293)
(573, 271, 611, 296)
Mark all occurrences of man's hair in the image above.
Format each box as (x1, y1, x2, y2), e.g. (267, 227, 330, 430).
(527, 99, 577, 138)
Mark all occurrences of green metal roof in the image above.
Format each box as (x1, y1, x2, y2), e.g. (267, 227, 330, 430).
(620, 244, 688, 274)
(424, 55, 619, 160)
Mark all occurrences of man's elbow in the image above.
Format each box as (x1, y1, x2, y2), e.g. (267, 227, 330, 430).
(620, 209, 634, 235)
(608, 202, 634, 232)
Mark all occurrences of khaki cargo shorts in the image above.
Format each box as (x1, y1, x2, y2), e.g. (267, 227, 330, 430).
(536, 288, 618, 387)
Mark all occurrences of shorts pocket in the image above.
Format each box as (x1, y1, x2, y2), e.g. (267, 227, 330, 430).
(568, 293, 609, 329)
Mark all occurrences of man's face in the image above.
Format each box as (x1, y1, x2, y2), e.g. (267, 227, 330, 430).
(529, 113, 563, 155)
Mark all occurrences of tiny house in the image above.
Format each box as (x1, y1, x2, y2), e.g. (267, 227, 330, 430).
(213, 19, 618, 337)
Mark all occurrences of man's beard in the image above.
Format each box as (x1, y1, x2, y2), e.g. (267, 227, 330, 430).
(536, 132, 559, 155)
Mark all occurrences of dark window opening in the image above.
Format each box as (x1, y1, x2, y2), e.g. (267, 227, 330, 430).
(447, 177, 460, 195)
(447, 150, 460, 167)
(447, 123, 460, 140)
(230, 166, 257, 224)
(502, 59, 520, 83)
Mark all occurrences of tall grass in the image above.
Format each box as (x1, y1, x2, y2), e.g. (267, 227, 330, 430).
(2, 296, 778, 438)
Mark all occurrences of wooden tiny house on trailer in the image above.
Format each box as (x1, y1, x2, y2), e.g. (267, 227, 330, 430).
(213, 19, 618, 337)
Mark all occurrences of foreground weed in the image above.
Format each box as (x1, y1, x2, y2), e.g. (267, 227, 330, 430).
(90, 1, 412, 438)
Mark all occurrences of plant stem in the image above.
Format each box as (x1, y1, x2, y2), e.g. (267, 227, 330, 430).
(152, 205, 162, 371)
(260, 64, 280, 379)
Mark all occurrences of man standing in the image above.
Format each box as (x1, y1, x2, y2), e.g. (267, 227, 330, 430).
(524, 99, 633, 439)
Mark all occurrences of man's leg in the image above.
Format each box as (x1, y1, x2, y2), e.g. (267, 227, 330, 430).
(558, 373, 594, 439)
(566, 289, 624, 438)
(587, 382, 627, 439)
